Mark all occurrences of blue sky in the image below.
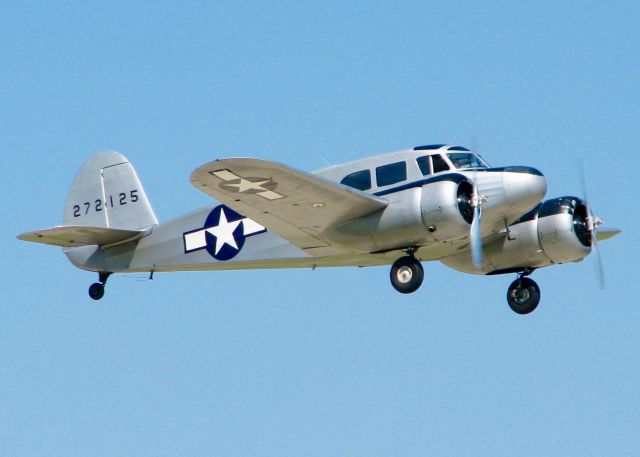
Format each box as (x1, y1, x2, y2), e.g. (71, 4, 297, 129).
(1, 1, 638, 455)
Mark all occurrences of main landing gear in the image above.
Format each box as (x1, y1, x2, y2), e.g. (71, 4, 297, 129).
(388, 257, 542, 314)
(390, 255, 424, 294)
(506, 269, 540, 314)
(88, 272, 111, 300)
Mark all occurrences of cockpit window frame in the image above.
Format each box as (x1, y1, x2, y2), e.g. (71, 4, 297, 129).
(431, 154, 450, 173)
(446, 152, 489, 170)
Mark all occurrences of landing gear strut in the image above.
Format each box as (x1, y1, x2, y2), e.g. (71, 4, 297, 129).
(390, 255, 424, 294)
(507, 269, 540, 314)
(88, 272, 111, 301)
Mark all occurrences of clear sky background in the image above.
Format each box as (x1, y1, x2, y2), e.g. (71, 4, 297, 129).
(1, 1, 639, 455)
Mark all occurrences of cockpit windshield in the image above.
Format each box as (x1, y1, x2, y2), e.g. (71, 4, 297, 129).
(446, 152, 489, 169)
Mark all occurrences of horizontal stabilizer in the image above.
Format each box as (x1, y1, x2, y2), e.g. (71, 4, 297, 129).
(17, 225, 149, 248)
(596, 228, 621, 242)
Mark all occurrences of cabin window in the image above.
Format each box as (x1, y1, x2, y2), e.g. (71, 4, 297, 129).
(431, 154, 450, 173)
(416, 156, 431, 176)
(340, 169, 371, 191)
(376, 161, 407, 187)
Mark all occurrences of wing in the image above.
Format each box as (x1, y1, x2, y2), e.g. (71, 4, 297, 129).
(18, 225, 148, 248)
(190, 158, 388, 256)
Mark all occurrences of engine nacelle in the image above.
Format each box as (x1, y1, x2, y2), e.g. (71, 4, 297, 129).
(420, 175, 474, 242)
(441, 196, 592, 274)
(324, 174, 474, 252)
(536, 196, 592, 263)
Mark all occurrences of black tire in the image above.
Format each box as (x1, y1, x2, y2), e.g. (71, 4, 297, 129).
(88, 282, 105, 300)
(390, 256, 424, 294)
(507, 277, 540, 314)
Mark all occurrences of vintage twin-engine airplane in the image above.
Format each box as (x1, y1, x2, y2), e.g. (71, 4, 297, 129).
(18, 144, 620, 314)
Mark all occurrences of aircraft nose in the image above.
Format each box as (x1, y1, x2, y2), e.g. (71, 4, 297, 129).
(502, 166, 547, 211)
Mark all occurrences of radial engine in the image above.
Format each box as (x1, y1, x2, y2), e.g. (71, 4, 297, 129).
(441, 196, 593, 274)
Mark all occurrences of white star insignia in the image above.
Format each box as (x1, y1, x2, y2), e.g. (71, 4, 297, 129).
(211, 169, 285, 200)
(224, 178, 271, 193)
(183, 206, 267, 255)
(205, 208, 241, 254)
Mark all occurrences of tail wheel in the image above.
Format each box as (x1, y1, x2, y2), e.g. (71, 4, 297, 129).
(88, 282, 105, 300)
(88, 272, 111, 300)
(507, 277, 540, 314)
(390, 256, 424, 294)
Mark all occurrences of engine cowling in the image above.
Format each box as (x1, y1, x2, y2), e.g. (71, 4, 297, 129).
(324, 174, 474, 252)
(441, 196, 592, 274)
(420, 176, 474, 242)
(536, 196, 592, 263)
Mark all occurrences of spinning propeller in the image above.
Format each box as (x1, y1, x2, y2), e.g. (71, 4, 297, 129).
(470, 178, 487, 268)
(466, 142, 487, 268)
(584, 202, 605, 289)
(578, 162, 620, 289)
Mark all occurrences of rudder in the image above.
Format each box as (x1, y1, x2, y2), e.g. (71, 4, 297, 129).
(63, 151, 158, 230)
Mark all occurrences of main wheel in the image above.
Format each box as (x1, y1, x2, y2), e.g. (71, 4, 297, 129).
(507, 277, 540, 314)
(390, 256, 424, 294)
(88, 282, 105, 300)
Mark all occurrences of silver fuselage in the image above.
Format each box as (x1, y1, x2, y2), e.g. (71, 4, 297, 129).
(65, 146, 547, 274)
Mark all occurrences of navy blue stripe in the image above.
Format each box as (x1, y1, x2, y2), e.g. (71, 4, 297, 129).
(538, 196, 582, 217)
(373, 173, 468, 196)
(371, 167, 542, 197)
(413, 144, 445, 150)
(489, 166, 543, 176)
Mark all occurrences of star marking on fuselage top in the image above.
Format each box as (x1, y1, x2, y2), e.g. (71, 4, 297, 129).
(183, 205, 266, 261)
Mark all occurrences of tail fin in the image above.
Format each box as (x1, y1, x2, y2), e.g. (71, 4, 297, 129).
(18, 151, 157, 248)
(63, 151, 157, 230)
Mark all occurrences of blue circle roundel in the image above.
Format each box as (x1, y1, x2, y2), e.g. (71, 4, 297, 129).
(182, 204, 266, 261)
(203, 205, 247, 261)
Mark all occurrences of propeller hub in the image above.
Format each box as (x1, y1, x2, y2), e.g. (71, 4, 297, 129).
(471, 193, 488, 208)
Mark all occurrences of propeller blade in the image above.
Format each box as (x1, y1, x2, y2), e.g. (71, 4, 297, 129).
(578, 159, 589, 202)
(577, 159, 608, 290)
(591, 234, 605, 289)
(471, 204, 483, 268)
(584, 202, 605, 290)
(470, 177, 484, 268)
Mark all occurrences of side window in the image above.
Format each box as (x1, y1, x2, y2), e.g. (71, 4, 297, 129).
(416, 156, 431, 176)
(376, 161, 407, 187)
(340, 169, 371, 191)
(432, 154, 450, 173)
